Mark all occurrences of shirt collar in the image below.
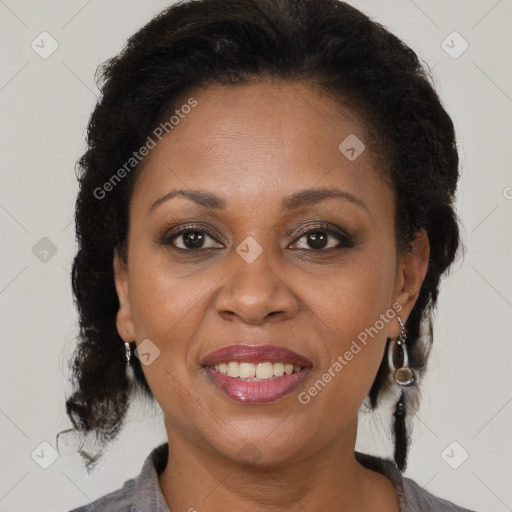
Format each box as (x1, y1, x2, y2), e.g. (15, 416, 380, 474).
(132, 442, 171, 512)
(355, 450, 409, 512)
(132, 443, 408, 512)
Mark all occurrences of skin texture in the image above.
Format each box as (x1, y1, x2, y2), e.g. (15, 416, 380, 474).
(113, 80, 430, 512)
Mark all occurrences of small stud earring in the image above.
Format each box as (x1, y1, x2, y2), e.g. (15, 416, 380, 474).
(125, 341, 135, 381)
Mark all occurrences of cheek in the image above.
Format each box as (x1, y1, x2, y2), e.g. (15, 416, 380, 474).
(124, 251, 212, 395)
(302, 245, 397, 400)
(125, 255, 209, 417)
(127, 246, 207, 338)
(309, 244, 397, 342)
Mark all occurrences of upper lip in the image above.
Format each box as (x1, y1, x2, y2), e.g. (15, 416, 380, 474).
(201, 344, 313, 367)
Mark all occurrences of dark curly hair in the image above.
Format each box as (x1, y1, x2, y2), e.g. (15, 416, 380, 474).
(58, 0, 460, 473)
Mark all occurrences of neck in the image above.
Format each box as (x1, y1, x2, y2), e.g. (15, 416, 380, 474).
(158, 417, 399, 512)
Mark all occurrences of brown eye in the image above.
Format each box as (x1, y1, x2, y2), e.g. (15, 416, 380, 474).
(161, 227, 223, 251)
(290, 225, 355, 251)
(304, 231, 329, 250)
(177, 231, 207, 249)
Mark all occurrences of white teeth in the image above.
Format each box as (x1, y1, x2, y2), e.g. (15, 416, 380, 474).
(212, 361, 305, 380)
(240, 362, 256, 378)
(273, 362, 285, 376)
(256, 362, 274, 379)
(227, 362, 239, 377)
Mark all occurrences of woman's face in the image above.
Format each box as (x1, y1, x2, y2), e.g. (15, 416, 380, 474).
(114, 80, 428, 465)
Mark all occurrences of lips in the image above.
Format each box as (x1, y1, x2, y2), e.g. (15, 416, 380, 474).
(201, 344, 313, 404)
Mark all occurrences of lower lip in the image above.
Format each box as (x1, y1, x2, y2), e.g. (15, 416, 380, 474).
(202, 366, 311, 404)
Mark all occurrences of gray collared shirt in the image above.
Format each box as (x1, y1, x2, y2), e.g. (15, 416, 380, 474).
(68, 443, 477, 512)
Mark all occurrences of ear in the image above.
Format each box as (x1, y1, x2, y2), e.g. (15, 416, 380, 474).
(113, 248, 136, 342)
(390, 229, 430, 338)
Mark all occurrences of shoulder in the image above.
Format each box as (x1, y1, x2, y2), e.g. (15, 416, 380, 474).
(355, 450, 478, 512)
(67, 477, 136, 512)
(67, 443, 170, 512)
(402, 475, 478, 512)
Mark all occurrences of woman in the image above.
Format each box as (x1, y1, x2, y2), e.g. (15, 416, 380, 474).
(63, 0, 476, 510)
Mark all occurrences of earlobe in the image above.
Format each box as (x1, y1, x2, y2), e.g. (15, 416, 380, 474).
(392, 229, 430, 336)
(113, 249, 136, 342)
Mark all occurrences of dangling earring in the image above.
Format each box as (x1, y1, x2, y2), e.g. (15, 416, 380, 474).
(387, 317, 416, 386)
(125, 341, 135, 381)
(388, 317, 414, 471)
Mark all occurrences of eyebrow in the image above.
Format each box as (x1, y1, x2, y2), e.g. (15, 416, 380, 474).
(149, 187, 368, 212)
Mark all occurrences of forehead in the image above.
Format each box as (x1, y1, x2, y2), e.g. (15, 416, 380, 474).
(131, 80, 392, 218)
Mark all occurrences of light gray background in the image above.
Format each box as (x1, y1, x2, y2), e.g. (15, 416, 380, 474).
(1, 1, 511, 511)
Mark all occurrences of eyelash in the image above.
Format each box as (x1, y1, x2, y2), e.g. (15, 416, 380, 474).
(159, 223, 356, 252)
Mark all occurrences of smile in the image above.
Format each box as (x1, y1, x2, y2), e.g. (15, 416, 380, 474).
(201, 343, 313, 403)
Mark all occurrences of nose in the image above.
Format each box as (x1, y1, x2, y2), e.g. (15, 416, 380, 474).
(214, 247, 299, 325)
